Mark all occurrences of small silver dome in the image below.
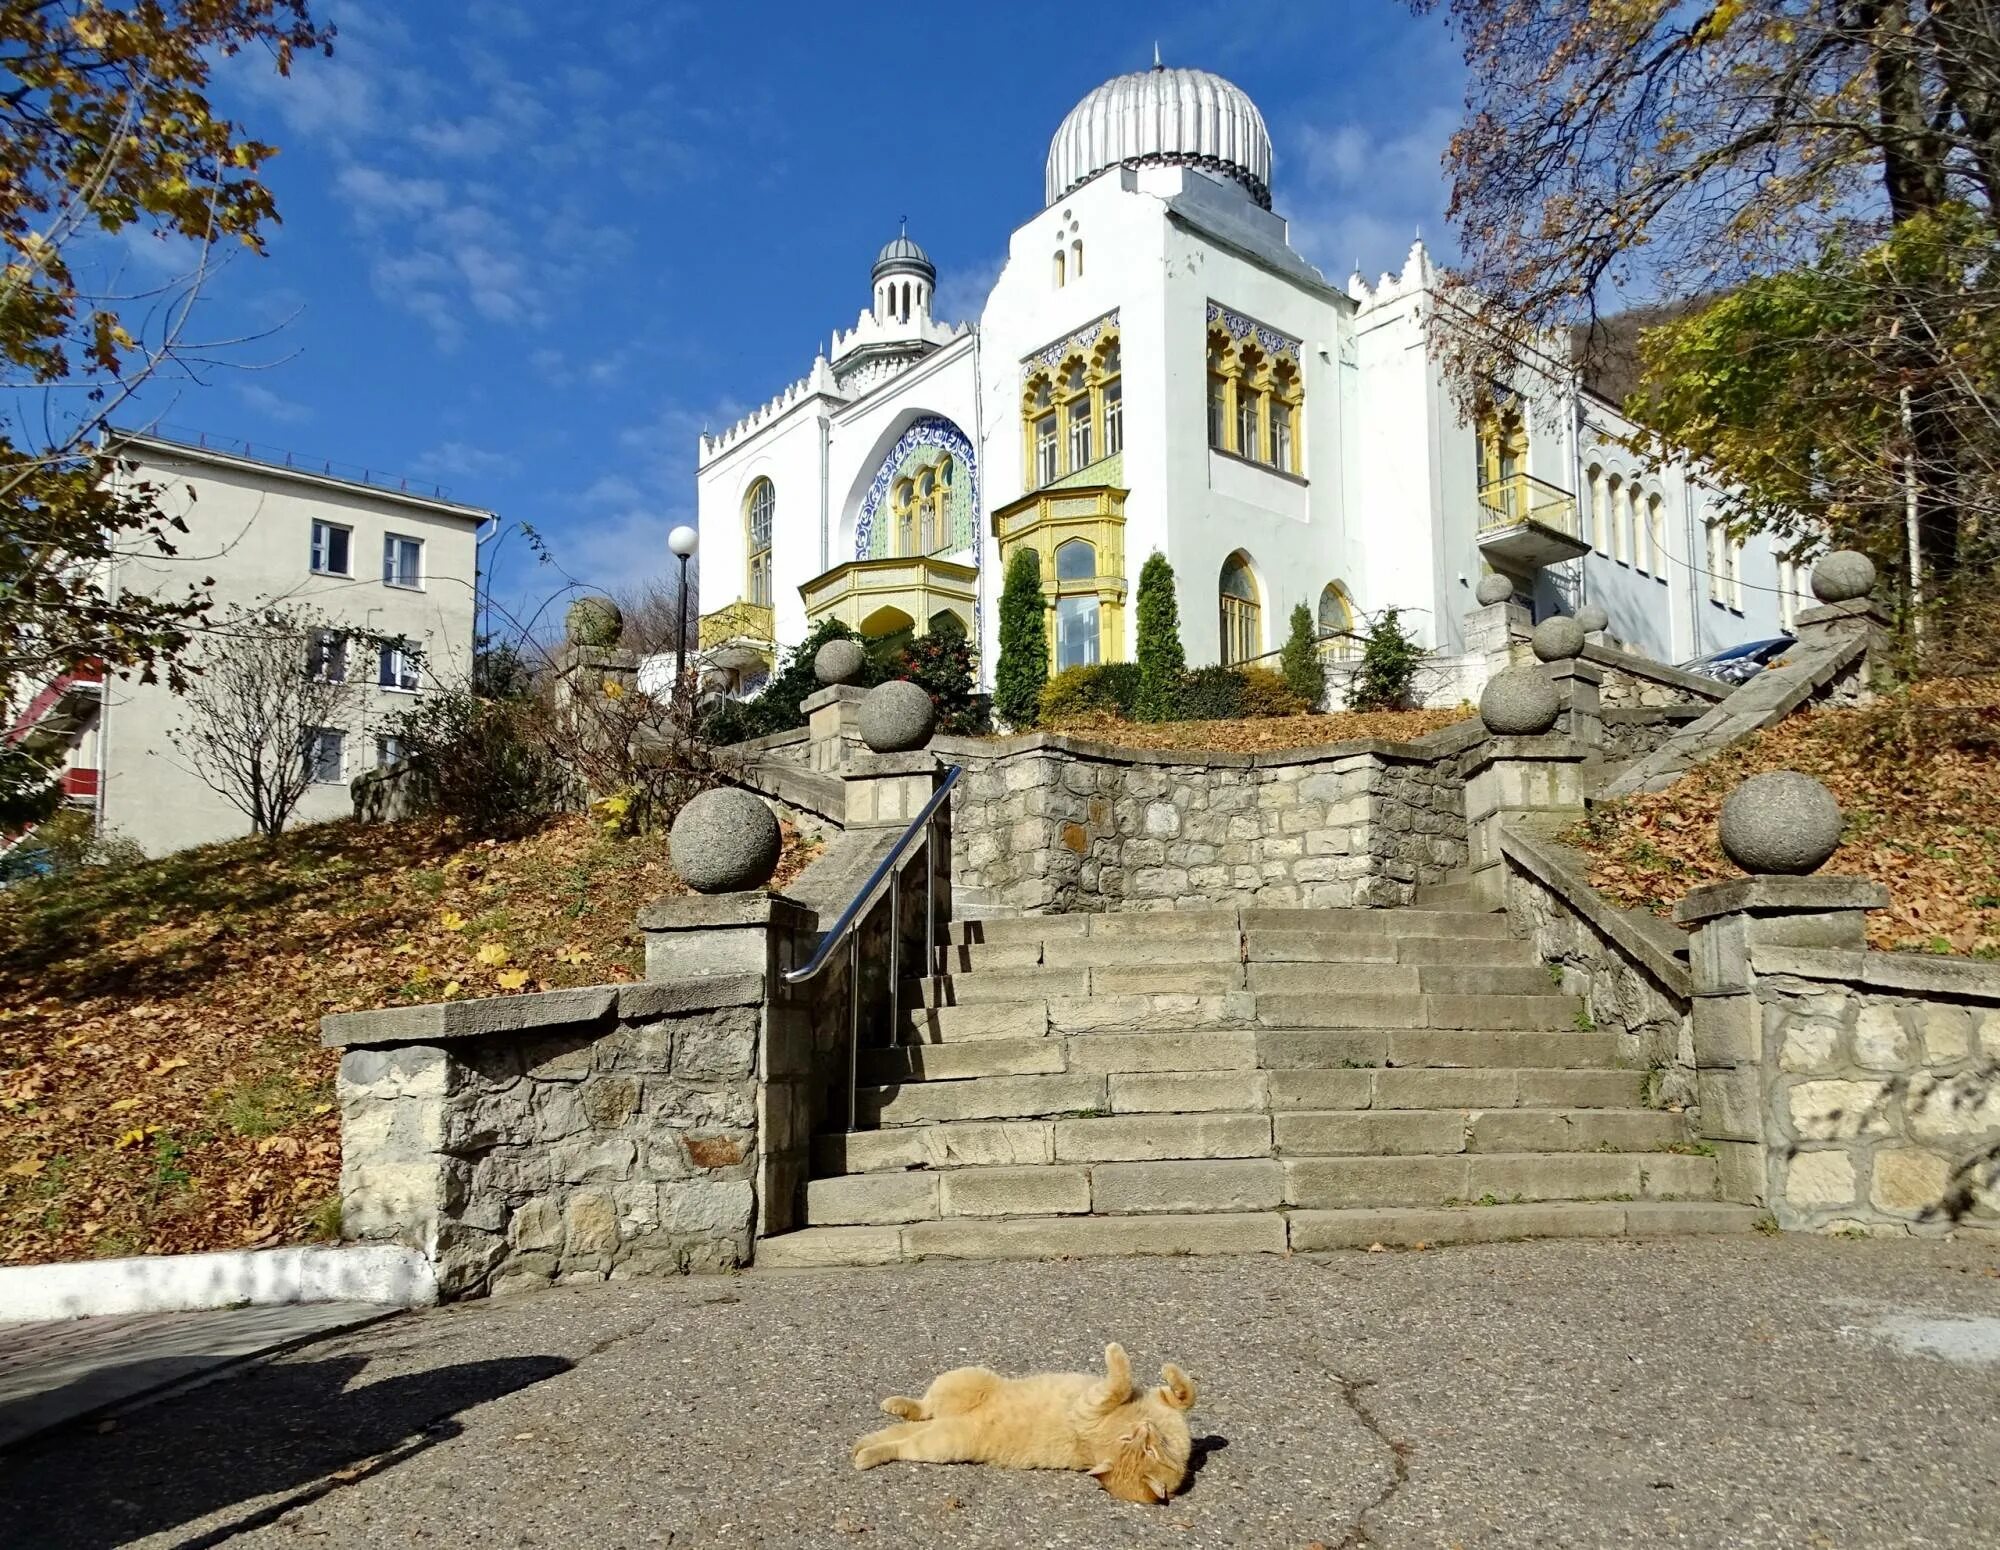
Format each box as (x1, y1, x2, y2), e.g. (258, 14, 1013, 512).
(872, 230, 935, 281)
(1046, 63, 1273, 209)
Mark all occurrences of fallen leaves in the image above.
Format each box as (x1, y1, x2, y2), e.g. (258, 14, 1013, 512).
(0, 811, 816, 1267)
(1574, 677, 2000, 956)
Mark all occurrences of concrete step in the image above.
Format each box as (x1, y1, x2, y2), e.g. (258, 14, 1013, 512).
(1242, 908, 1517, 939)
(1253, 993, 1584, 1032)
(1412, 880, 1490, 911)
(1282, 1151, 1719, 1209)
(906, 968, 1090, 1006)
(936, 941, 1043, 973)
(858, 1072, 1105, 1127)
(1268, 1066, 1647, 1111)
(948, 917, 1088, 946)
(757, 1201, 1761, 1268)
(862, 1030, 1262, 1086)
(1283, 1200, 1759, 1252)
(1042, 937, 1240, 969)
(1256, 1029, 1621, 1070)
(947, 912, 1240, 946)
(1244, 934, 1538, 967)
(1243, 963, 1558, 997)
(1272, 1108, 1690, 1157)
(902, 992, 1259, 1043)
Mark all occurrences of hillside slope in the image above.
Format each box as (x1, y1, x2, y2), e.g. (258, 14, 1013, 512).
(0, 813, 812, 1265)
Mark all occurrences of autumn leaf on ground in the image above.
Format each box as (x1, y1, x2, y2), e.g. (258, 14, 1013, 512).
(475, 942, 510, 967)
(107, 1097, 143, 1113)
(495, 969, 530, 991)
(438, 910, 468, 932)
(5, 1156, 46, 1178)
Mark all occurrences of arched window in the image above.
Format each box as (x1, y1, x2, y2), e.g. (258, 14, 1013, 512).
(1270, 359, 1300, 471)
(1096, 338, 1123, 457)
(1476, 400, 1529, 517)
(1235, 343, 1266, 462)
(1053, 249, 1065, 288)
(1053, 538, 1099, 669)
(1219, 553, 1259, 666)
(1610, 474, 1630, 564)
(744, 478, 774, 608)
(894, 477, 918, 557)
(1646, 493, 1665, 582)
(1063, 358, 1093, 471)
(1071, 238, 1083, 278)
(1207, 331, 1233, 450)
(1317, 582, 1355, 660)
(926, 456, 953, 551)
(1586, 463, 1607, 554)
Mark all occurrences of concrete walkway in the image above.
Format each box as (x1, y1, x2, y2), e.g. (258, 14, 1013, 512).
(2, 1237, 1997, 1548)
(0, 1302, 400, 1451)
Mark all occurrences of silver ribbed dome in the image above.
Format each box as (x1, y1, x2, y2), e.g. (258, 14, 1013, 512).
(872, 231, 935, 281)
(1045, 65, 1272, 209)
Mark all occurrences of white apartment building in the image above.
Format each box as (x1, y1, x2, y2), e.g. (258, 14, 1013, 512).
(8, 431, 493, 857)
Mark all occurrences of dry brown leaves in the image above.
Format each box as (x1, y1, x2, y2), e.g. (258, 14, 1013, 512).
(1573, 677, 2000, 956)
(1027, 707, 1474, 755)
(0, 812, 819, 1266)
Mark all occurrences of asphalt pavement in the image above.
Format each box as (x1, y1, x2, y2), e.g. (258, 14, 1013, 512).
(3, 1234, 1997, 1549)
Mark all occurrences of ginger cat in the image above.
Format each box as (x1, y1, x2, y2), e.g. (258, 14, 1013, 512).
(851, 1343, 1198, 1504)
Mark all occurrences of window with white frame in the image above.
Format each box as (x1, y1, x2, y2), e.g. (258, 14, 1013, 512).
(1586, 465, 1607, 553)
(375, 733, 406, 769)
(378, 642, 421, 691)
(303, 727, 345, 783)
(383, 534, 423, 589)
(1034, 413, 1059, 485)
(1705, 519, 1744, 609)
(1646, 495, 1666, 583)
(310, 520, 351, 576)
(305, 628, 347, 683)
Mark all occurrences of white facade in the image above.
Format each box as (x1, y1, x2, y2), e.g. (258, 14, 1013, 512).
(44, 434, 490, 856)
(693, 64, 1790, 697)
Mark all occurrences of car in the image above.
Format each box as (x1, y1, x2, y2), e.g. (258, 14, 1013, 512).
(1677, 636, 1795, 686)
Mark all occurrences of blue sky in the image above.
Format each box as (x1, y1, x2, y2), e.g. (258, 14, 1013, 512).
(132, 1, 1466, 635)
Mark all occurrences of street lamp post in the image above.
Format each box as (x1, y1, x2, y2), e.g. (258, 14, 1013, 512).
(668, 524, 698, 698)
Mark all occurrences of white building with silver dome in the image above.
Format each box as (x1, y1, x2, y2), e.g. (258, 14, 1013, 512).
(690, 61, 1794, 700)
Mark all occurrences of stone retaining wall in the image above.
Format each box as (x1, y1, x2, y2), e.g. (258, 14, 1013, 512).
(327, 973, 815, 1298)
(1496, 825, 1696, 1109)
(1732, 946, 2000, 1235)
(938, 725, 1479, 915)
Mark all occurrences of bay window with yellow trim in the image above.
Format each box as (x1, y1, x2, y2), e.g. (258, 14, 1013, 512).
(991, 486, 1128, 667)
(1020, 326, 1124, 492)
(1205, 322, 1303, 474)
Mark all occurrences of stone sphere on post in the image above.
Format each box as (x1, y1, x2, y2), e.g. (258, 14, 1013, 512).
(1531, 615, 1587, 663)
(1810, 550, 1876, 604)
(669, 788, 782, 894)
(858, 679, 936, 752)
(565, 596, 623, 648)
(1576, 602, 1610, 635)
(1474, 573, 1516, 607)
(814, 637, 867, 687)
(1719, 771, 1843, 876)
(1478, 664, 1561, 736)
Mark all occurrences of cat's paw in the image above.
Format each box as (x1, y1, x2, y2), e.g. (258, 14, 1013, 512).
(880, 1396, 924, 1420)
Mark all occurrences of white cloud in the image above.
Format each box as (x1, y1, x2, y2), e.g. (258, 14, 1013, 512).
(235, 381, 313, 425)
(1275, 107, 1460, 279)
(413, 440, 517, 480)
(935, 254, 1004, 326)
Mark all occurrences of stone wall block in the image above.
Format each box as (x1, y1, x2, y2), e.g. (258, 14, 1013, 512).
(1869, 1148, 1954, 1218)
(1786, 1079, 1895, 1142)
(1853, 1005, 1914, 1071)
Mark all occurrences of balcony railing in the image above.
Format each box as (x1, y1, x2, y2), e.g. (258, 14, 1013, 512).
(1475, 473, 1589, 570)
(1477, 473, 1579, 537)
(697, 599, 775, 651)
(800, 554, 977, 639)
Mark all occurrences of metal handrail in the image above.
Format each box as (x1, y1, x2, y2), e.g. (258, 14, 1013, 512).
(783, 763, 962, 1131)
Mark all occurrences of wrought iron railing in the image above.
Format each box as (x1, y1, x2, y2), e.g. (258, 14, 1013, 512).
(782, 764, 962, 1131)
(1477, 473, 1580, 539)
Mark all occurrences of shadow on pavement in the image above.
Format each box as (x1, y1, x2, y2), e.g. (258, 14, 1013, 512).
(0, 1351, 571, 1549)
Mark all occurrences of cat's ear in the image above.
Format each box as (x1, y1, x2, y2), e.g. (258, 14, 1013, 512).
(1150, 1479, 1171, 1501)
(1155, 1364, 1197, 1411)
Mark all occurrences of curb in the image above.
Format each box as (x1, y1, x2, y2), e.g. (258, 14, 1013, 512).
(0, 1245, 437, 1324)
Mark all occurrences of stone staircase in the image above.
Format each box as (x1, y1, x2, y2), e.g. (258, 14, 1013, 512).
(759, 899, 1758, 1267)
